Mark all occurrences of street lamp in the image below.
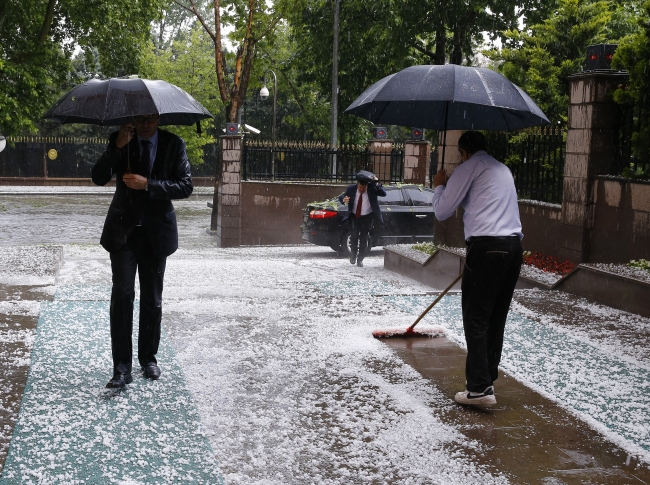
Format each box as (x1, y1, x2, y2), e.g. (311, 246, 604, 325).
(259, 70, 277, 147)
(260, 70, 277, 179)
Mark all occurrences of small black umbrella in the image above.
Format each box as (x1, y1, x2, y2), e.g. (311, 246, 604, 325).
(345, 64, 550, 167)
(43, 77, 213, 126)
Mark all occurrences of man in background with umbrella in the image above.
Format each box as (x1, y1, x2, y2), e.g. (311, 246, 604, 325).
(92, 115, 193, 389)
(432, 131, 523, 407)
(339, 170, 386, 267)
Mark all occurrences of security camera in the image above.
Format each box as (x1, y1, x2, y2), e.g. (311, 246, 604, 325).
(244, 124, 261, 135)
(260, 86, 270, 100)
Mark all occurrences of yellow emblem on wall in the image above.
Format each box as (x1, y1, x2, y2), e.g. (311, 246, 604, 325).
(47, 149, 58, 160)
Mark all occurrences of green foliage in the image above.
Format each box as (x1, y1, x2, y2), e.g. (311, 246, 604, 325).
(140, 24, 222, 164)
(485, 0, 632, 123)
(0, 0, 165, 136)
(412, 242, 439, 255)
(628, 258, 650, 272)
(612, 1, 650, 169)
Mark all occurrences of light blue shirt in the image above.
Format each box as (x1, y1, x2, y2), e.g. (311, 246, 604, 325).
(432, 150, 523, 242)
(137, 130, 158, 175)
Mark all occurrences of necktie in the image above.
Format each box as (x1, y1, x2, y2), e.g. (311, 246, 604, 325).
(140, 140, 152, 176)
(355, 192, 363, 218)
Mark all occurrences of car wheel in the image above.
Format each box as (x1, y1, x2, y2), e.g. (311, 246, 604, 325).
(344, 231, 371, 255)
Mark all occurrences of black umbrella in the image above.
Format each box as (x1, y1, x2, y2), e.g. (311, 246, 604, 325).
(345, 64, 550, 167)
(43, 77, 213, 126)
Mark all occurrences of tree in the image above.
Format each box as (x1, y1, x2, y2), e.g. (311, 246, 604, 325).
(485, 0, 637, 123)
(140, 23, 222, 164)
(0, 0, 165, 136)
(611, 0, 650, 176)
(173, 0, 283, 123)
(286, 0, 563, 144)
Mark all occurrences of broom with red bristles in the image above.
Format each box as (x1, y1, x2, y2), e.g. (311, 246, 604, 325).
(372, 273, 462, 338)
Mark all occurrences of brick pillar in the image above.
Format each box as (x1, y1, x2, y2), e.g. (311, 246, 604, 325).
(433, 130, 464, 246)
(211, 135, 242, 247)
(367, 139, 393, 183)
(403, 140, 431, 185)
(558, 71, 628, 263)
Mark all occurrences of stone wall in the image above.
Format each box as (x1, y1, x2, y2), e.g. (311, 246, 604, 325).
(240, 181, 347, 245)
(590, 178, 650, 263)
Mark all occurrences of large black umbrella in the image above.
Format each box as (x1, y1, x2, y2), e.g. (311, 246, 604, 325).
(345, 64, 550, 167)
(43, 77, 213, 126)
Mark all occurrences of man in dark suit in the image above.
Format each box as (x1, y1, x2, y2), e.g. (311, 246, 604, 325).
(92, 114, 193, 389)
(339, 171, 386, 267)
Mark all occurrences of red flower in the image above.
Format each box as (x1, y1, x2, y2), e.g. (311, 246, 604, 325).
(523, 252, 576, 276)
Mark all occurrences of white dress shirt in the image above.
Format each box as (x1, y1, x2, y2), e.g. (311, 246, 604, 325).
(353, 189, 373, 217)
(432, 150, 523, 241)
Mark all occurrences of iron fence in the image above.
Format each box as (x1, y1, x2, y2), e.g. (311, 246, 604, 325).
(242, 140, 404, 183)
(486, 127, 566, 204)
(0, 137, 107, 178)
(0, 137, 217, 179)
(614, 101, 650, 178)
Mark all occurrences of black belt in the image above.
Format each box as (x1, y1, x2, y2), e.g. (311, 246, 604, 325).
(465, 235, 520, 245)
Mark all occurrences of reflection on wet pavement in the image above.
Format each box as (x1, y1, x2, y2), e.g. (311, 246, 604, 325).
(383, 337, 650, 484)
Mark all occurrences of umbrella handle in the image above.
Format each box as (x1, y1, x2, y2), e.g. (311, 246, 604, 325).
(440, 102, 449, 171)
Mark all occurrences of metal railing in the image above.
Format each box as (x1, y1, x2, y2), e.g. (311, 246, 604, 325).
(242, 139, 404, 183)
(614, 101, 650, 178)
(487, 127, 566, 204)
(0, 136, 217, 179)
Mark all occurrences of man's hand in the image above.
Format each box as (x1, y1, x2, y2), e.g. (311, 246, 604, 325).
(115, 123, 135, 149)
(433, 169, 448, 188)
(123, 173, 148, 190)
(343, 196, 350, 204)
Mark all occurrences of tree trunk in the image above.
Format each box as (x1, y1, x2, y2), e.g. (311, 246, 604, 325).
(37, 0, 57, 43)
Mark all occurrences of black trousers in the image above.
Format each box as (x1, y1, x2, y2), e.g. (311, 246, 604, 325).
(109, 227, 166, 376)
(461, 236, 523, 393)
(349, 213, 374, 260)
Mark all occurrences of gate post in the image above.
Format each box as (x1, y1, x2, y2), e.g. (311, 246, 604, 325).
(367, 139, 393, 183)
(558, 71, 628, 263)
(210, 135, 243, 247)
(403, 140, 431, 185)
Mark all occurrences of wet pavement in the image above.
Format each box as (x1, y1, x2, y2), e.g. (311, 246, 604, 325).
(0, 189, 649, 484)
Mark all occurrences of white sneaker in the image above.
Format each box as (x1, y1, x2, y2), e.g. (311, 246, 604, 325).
(454, 386, 496, 407)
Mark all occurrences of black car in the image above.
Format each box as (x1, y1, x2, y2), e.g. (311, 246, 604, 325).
(300, 184, 436, 254)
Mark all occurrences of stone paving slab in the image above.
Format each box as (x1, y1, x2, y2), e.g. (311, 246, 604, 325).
(0, 286, 223, 484)
(386, 294, 650, 461)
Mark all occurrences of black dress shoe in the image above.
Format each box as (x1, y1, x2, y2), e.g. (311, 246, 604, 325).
(357, 260, 364, 267)
(350, 256, 356, 265)
(142, 362, 161, 380)
(106, 373, 133, 389)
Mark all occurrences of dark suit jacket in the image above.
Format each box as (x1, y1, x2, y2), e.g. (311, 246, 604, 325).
(339, 182, 387, 223)
(91, 129, 193, 258)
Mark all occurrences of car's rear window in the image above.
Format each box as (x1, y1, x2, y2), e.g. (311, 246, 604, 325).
(405, 187, 433, 206)
(378, 188, 407, 206)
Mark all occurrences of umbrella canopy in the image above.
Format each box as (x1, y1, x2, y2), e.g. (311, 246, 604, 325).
(345, 64, 549, 132)
(43, 78, 214, 126)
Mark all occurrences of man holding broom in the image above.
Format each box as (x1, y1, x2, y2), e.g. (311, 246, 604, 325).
(432, 131, 523, 407)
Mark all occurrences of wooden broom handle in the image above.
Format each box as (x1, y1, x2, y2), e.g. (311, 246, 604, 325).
(408, 273, 463, 331)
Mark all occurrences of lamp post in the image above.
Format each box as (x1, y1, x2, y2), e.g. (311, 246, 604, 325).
(330, 0, 340, 179)
(260, 70, 277, 180)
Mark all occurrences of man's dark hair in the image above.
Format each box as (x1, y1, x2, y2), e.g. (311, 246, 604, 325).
(458, 131, 488, 155)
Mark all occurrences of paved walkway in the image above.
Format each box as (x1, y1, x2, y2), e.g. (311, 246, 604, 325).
(0, 284, 222, 484)
(1, 190, 650, 484)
